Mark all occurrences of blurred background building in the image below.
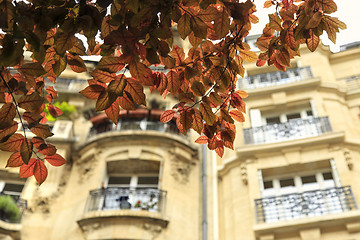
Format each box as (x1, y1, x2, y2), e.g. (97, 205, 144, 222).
(0, 41, 360, 240)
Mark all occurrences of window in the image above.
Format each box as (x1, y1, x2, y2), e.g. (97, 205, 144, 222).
(255, 162, 356, 223)
(0, 181, 24, 201)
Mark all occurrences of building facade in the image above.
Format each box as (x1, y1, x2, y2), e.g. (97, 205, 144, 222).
(0, 42, 360, 240)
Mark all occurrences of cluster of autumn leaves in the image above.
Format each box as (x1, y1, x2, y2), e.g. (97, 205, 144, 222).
(0, 0, 344, 184)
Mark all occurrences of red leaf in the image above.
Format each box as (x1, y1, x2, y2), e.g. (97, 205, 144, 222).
(38, 144, 57, 156)
(46, 86, 58, 103)
(31, 137, 45, 148)
(30, 124, 54, 139)
(160, 110, 175, 123)
(34, 160, 48, 185)
(6, 152, 23, 167)
(19, 158, 37, 178)
(0, 133, 24, 152)
(208, 136, 217, 150)
(195, 135, 208, 144)
(45, 154, 67, 167)
(80, 85, 105, 100)
(215, 142, 224, 157)
(47, 104, 63, 118)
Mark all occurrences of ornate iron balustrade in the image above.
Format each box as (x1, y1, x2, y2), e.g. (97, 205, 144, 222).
(85, 188, 166, 214)
(243, 117, 332, 145)
(88, 119, 181, 138)
(337, 74, 360, 90)
(0, 193, 27, 223)
(238, 67, 313, 89)
(255, 186, 357, 223)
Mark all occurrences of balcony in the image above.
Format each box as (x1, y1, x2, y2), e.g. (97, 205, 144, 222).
(337, 74, 360, 91)
(45, 78, 87, 92)
(88, 119, 181, 138)
(254, 186, 357, 223)
(85, 188, 166, 214)
(0, 193, 27, 224)
(243, 117, 332, 145)
(238, 67, 313, 90)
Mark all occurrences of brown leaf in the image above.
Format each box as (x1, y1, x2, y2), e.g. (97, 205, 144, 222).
(97, 56, 125, 73)
(0, 103, 16, 128)
(160, 110, 175, 123)
(191, 80, 206, 96)
(0, 122, 19, 142)
(190, 16, 207, 39)
(105, 101, 120, 124)
(20, 138, 32, 164)
(166, 70, 180, 93)
(30, 124, 54, 139)
(238, 49, 257, 63)
(125, 78, 146, 105)
(192, 109, 203, 134)
(68, 55, 87, 73)
(195, 135, 208, 144)
(214, 8, 230, 38)
(197, 7, 219, 21)
(269, 13, 282, 31)
(178, 13, 191, 40)
(179, 109, 194, 132)
(20, 62, 46, 77)
(229, 109, 245, 122)
(0, 133, 24, 152)
(306, 30, 320, 52)
(199, 102, 215, 125)
(129, 61, 154, 86)
(95, 91, 117, 111)
(108, 75, 127, 96)
(80, 85, 105, 100)
(18, 93, 45, 111)
(20, 158, 36, 178)
(91, 69, 116, 83)
(6, 152, 23, 167)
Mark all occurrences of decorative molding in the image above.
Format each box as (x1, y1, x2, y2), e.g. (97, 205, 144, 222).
(80, 222, 104, 234)
(344, 148, 353, 170)
(27, 197, 51, 214)
(143, 222, 163, 239)
(240, 163, 248, 185)
(76, 148, 101, 183)
(169, 149, 196, 184)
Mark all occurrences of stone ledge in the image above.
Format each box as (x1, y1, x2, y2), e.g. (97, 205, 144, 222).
(0, 220, 21, 240)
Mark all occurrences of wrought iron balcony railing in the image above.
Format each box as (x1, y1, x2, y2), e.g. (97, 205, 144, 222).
(88, 119, 181, 138)
(337, 74, 360, 90)
(238, 67, 313, 90)
(243, 117, 332, 145)
(0, 193, 27, 223)
(255, 186, 357, 223)
(85, 188, 166, 214)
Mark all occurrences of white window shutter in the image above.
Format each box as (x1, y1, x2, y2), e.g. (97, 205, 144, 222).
(250, 109, 262, 127)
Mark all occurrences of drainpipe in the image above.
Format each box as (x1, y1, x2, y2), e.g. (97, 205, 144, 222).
(202, 144, 207, 240)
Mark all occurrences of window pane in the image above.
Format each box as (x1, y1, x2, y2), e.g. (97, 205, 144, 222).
(266, 117, 281, 124)
(306, 110, 313, 116)
(263, 181, 273, 189)
(138, 177, 158, 185)
(280, 178, 295, 187)
(301, 175, 317, 184)
(2, 183, 24, 193)
(323, 172, 333, 180)
(287, 113, 301, 120)
(108, 177, 131, 185)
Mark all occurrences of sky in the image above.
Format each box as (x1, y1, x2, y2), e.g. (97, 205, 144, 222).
(250, 0, 360, 52)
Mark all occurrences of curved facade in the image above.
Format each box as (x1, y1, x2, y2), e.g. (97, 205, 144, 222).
(0, 42, 360, 240)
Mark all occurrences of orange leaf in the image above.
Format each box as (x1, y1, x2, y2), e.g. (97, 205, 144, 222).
(160, 110, 175, 123)
(195, 135, 208, 144)
(96, 91, 117, 111)
(229, 109, 245, 122)
(179, 109, 194, 132)
(238, 49, 257, 63)
(19, 158, 36, 178)
(6, 152, 23, 167)
(34, 160, 48, 185)
(208, 136, 217, 150)
(105, 101, 120, 124)
(269, 13, 282, 31)
(45, 153, 66, 167)
(20, 138, 32, 164)
(264, 0, 273, 8)
(80, 85, 105, 99)
(68, 54, 87, 73)
(169, 45, 185, 66)
(306, 30, 320, 52)
(118, 92, 135, 110)
(0, 133, 23, 151)
(197, 7, 219, 21)
(31, 137, 45, 148)
(215, 143, 224, 157)
(125, 78, 146, 105)
(316, 0, 337, 14)
(30, 124, 54, 139)
(108, 75, 127, 96)
(234, 90, 248, 99)
(18, 93, 45, 111)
